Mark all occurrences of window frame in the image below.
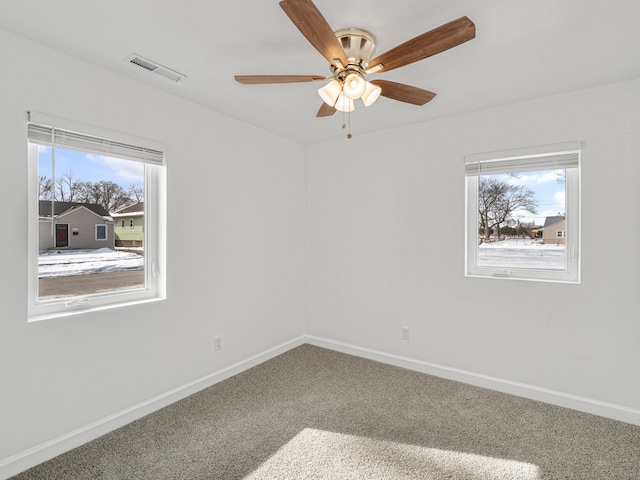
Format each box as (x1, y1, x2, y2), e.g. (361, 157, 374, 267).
(27, 112, 166, 321)
(465, 142, 581, 284)
(95, 224, 108, 241)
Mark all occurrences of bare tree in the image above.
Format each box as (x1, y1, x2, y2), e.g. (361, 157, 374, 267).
(478, 177, 538, 242)
(41, 170, 137, 213)
(128, 183, 144, 203)
(38, 176, 52, 200)
(55, 171, 84, 202)
(478, 177, 509, 241)
(516, 220, 537, 239)
(98, 180, 130, 212)
(77, 180, 129, 212)
(55, 177, 67, 201)
(77, 180, 102, 205)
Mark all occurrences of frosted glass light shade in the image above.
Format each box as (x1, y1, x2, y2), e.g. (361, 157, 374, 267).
(361, 81, 382, 107)
(318, 80, 342, 106)
(342, 72, 366, 99)
(334, 93, 355, 112)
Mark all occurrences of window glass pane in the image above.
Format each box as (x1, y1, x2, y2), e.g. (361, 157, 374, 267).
(476, 168, 567, 271)
(37, 146, 145, 300)
(96, 224, 107, 240)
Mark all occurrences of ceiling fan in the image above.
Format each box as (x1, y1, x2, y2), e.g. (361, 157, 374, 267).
(235, 0, 476, 119)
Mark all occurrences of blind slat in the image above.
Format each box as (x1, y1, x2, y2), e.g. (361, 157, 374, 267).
(465, 152, 579, 175)
(28, 123, 164, 165)
(465, 142, 580, 176)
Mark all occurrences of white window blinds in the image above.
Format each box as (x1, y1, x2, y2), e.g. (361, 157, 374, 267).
(465, 141, 580, 176)
(27, 113, 165, 165)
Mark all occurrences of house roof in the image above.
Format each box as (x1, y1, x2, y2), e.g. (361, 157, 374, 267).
(112, 202, 144, 215)
(38, 200, 111, 218)
(543, 216, 566, 228)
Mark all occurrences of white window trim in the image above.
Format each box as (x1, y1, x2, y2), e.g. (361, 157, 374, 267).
(27, 112, 166, 321)
(465, 142, 581, 284)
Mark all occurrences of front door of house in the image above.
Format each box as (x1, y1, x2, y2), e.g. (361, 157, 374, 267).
(55, 224, 69, 248)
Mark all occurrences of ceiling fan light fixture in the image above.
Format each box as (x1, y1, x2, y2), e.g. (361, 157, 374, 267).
(342, 72, 366, 99)
(361, 81, 382, 106)
(318, 79, 342, 107)
(334, 92, 355, 112)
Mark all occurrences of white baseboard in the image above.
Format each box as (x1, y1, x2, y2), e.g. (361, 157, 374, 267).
(306, 335, 640, 427)
(0, 336, 306, 480)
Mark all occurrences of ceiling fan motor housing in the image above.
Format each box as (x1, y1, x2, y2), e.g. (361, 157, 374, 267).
(334, 29, 376, 68)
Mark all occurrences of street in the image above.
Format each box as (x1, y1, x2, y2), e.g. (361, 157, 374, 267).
(39, 270, 145, 299)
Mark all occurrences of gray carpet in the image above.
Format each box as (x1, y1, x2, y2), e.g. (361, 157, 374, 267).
(12, 345, 640, 479)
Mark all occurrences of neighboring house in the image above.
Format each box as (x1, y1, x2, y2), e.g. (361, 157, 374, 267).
(111, 202, 144, 248)
(530, 226, 543, 239)
(541, 215, 566, 245)
(38, 200, 115, 252)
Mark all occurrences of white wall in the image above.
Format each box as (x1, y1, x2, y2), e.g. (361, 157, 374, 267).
(306, 79, 640, 422)
(0, 29, 306, 473)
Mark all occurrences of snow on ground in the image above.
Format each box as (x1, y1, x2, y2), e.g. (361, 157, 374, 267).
(38, 240, 564, 278)
(479, 238, 562, 249)
(39, 248, 143, 278)
(478, 238, 565, 270)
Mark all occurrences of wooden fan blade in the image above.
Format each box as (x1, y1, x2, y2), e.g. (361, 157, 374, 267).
(371, 80, 436, 106)
(316, 102, 337, 117)
(235, 75, 326, 84)
(279, 0, 348, 67)
(367, 16, 475, 73)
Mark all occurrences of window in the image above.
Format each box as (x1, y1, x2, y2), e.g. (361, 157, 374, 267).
(27, 112, 166, 320)
(95, 224, 107, 241)
(129, 218, 134, 228)
(465, 142, 580, 283)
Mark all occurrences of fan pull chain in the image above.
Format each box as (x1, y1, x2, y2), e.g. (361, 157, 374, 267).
(341, 109, 352, 139)
(338, 85, 352, 139)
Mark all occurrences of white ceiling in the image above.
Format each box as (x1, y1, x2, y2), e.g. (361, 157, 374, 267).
(1, 0, 639, 145)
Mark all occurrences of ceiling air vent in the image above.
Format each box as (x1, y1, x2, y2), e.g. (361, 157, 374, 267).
(126, 53, 187, 83)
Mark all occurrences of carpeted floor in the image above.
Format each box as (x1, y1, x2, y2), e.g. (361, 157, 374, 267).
(12, 344, 640, 479)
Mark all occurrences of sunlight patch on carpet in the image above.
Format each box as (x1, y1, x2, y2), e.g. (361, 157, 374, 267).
(245, 428, 540, 480)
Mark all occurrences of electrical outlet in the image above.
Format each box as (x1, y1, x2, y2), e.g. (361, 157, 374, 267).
(401, 327, 410, 341)
(213, 336, 223, 352)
